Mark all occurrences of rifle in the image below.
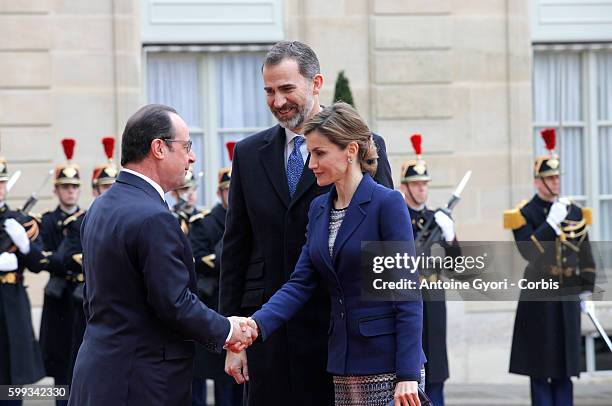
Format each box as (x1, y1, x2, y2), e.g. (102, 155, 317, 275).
(414, 170, 472, 252)
(21, 169, 54, 213)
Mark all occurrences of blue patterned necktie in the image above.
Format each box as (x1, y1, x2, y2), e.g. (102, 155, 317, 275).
(287, 136, 305, 197)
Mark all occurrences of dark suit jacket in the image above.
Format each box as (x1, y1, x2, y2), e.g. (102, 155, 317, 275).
(69, 171, 230, 406)
(252, 174, 425, 381)
(219, 124, 393, 405)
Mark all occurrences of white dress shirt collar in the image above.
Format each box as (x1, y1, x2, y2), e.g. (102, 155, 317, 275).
(121, 168, 165, 201)
(284, 128, 308, 165)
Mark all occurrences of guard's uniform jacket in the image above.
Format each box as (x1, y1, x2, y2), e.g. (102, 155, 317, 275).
(39, 206, 83, 385)
(61, 210, 86, 382)
(409, 206, 460, 385)
(0, 205, 46, 385)
(506, 195, 596, 378)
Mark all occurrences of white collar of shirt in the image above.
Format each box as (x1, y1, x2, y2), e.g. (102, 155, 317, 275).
(284, 128, 308, 165)
(121, 168, 165, 201)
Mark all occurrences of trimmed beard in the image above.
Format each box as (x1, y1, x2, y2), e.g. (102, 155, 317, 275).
(275, 94, 315, 132)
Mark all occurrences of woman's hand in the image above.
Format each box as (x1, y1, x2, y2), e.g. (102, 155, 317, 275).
(394, 380, 420, 406)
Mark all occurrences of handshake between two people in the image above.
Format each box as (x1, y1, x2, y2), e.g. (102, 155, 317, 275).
(224, 316, 259, 353)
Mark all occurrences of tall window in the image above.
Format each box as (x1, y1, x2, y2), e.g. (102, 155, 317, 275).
(533, 46, 612, 240)
(145, 46, 275, 207)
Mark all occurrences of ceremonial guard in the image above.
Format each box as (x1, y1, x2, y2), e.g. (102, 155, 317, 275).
(170, 168, 202, 234)
(38, 139, 82, 400)
(505, 128, 596, 406)
(398, 134, 461, 406)
(173, 142, 241, 406)
(64, 137, 118, 382)
(0, 155, 46, 405)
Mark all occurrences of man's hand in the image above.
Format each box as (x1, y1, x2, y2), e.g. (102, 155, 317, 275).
(225, 316, 258, 353)
(225, 350, 249, 384)
(4, 218, 30, 254)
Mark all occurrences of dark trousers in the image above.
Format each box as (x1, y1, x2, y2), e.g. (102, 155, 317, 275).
(425, 381, 444, 406)
(530, 377, 573, 406)
(192, 377, 243, 406)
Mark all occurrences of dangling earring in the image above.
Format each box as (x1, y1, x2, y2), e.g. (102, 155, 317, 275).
(348, 157, 353, 164)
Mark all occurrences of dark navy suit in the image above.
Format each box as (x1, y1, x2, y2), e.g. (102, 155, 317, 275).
(252, 174, 425, 382)
(68, 171, 231, 406)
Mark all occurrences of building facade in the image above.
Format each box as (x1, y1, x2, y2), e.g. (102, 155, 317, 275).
(1, 0, 610, 383)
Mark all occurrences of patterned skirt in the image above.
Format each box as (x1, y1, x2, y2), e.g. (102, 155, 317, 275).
(333, 370, 426, 406)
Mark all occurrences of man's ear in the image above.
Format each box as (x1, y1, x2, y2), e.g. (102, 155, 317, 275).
(312, 73, 324, 96)
(151, 139, 166, 160)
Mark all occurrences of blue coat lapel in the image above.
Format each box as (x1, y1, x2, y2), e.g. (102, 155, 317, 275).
(313, 174, 376, 270)
(313, 197, 334, 272)
(330, 174, 375, 265)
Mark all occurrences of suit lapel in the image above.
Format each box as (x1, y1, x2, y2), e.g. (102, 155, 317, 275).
(258, 126, 290, 208)
(314, 194, 335, 273)
(331, 175, 375, 265)
(290, 154, 316, 208)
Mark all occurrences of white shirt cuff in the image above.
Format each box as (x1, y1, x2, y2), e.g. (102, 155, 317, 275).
(225, 318, 233, 343)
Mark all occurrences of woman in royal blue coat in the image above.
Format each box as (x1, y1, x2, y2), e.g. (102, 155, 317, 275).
(250, 102, 425, 406)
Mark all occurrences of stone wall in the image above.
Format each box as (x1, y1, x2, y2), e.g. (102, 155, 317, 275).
(0, 0, 142, 307)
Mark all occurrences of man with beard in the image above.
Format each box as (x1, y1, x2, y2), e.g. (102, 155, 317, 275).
(398, 134, 460, 406)
(220, 41, 393, 405)
(38, 139, 82, 406)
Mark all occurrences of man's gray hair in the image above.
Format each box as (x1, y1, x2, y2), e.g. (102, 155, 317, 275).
(263, 41, 320, 80)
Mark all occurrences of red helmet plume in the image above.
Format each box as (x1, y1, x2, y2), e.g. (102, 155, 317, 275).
(541, 128, 556, 152)
(61, 138, 76, 161)
(102, 137, 115, 161)
(226, 141, 236, 161)
(410, 134, 422, 157)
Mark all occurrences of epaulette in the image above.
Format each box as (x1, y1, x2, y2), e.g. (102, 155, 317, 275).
(189, 209, 211, 223)
(582, 207, 592, 225)
(503, 199, 528, 230)
(63, 210, 86, 227)
(37, 208, 51, 220)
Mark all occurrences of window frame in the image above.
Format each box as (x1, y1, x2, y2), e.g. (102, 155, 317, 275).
(143, 45, 274, 207)
(533, 44, 612, 241)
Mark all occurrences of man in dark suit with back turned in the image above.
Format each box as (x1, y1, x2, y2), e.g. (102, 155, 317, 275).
(68, 104, 257, 406)
(220, 41, 393, 406)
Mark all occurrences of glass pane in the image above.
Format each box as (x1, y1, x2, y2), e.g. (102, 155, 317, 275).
(533, 52, 582, 122)
(600, 127, 612, 195)
(216, 52, 274, 129)
(598, 51, 612, 121)
(147, 53, 201, 127)
(601, 201, 612, 241)
(533, 126, 584, 197)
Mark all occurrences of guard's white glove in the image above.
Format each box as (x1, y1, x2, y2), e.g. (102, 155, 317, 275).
(434, 210, 455, 242)
(546, 199, 569, 235)
(580, 291, 594, 314)
(4, 218, 30, 254)
(0, 252, 18, 272)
